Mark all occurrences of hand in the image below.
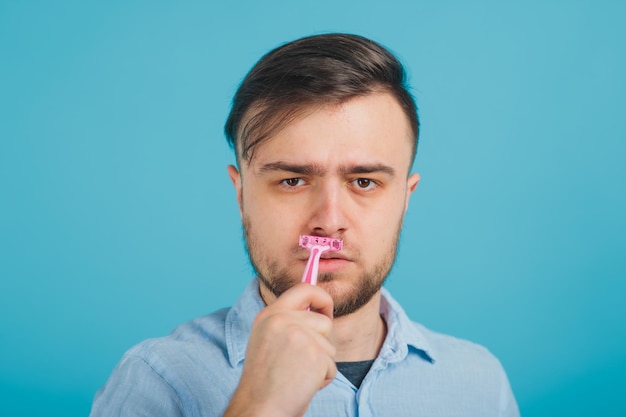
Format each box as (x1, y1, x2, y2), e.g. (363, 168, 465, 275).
(223, 283, 336, 417)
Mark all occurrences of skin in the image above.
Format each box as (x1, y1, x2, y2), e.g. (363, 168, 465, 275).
(224, 92, 420, 417)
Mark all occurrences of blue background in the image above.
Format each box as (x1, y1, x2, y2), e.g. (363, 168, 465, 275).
(1, 1, 625, 416)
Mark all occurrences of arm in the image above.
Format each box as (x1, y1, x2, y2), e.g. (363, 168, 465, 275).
(223, 283, 337, 417)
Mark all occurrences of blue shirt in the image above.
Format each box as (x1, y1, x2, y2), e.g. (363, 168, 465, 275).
(90, 279, 519, 416)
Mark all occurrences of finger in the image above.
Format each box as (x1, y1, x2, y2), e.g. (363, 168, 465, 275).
(321, 357, 338, 389)
(293, 328, 337, 388)
(259, 308, 334, 340)
(274, 283, 334, 319)
(298, 322, 336, 357)
(300, 311, 334, 338)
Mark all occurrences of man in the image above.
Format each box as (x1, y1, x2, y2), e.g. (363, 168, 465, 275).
(90, 33, 519, 417)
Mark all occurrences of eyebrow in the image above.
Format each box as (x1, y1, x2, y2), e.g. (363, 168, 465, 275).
(257, 161, 396, 177)
(338, 163, 396, 177)
(257, 162, 326, 176)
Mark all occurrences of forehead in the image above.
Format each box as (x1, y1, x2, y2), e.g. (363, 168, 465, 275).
(244, 92, 414, 173)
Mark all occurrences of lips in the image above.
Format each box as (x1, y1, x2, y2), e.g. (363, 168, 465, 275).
(320, 253, 349, 260)
(295, 240, 350, 259)
(317, 257, 352, 273)
(297, 252, 352, 262)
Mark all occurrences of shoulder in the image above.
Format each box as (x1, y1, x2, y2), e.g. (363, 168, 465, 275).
(381, 288, 504, 371)
(414, 321, 496, 358)
(124, 307, 231, 369)
(409, 320, 509, 383)
(91, 308, 237, 416)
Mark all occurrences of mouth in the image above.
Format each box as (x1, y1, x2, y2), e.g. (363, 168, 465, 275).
(296, 251, 353, 275)
(317, 257, 351, 273)
(297, 252, 351, 262)
(320, 253, 349, 260)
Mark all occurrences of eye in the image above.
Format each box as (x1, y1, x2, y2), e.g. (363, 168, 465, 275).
(281, 178, 304, 187)
(353, 178, 376, 190)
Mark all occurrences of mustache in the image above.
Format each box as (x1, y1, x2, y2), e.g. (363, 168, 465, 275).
(293, 242, 357, 261)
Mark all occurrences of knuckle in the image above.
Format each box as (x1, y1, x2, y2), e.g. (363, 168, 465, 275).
(284, 326, 310, 348)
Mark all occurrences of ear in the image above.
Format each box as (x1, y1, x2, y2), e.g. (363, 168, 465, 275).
(227, 165, 243, 215)
(404, 173, 420, 212)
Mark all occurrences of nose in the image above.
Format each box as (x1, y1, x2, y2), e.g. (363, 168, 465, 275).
(306, 181, 349, 237)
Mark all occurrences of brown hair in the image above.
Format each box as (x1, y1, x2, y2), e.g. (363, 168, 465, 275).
(224, 33, 419, 165)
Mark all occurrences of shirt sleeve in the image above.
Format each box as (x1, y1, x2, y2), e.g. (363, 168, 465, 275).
(89, 353, 184, 417)
(499, 364, 520, 417)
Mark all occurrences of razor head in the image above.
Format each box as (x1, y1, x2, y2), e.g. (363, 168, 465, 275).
(299, 235, 343, 251)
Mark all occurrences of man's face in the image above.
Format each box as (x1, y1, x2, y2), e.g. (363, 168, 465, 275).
(228, 92, 420, 317)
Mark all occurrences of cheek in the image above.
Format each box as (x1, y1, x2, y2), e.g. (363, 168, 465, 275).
(356, 201, 405, 245)
(242, 188, 300, 233)
(366, 190, 407, 221)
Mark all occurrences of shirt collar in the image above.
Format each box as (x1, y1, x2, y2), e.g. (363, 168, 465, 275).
(225, 279, 266, 367)
(225, 279, 436, 367)
(379, 287, 436, 364)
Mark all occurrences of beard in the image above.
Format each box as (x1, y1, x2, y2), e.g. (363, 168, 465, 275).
(242, 215, 402, 318)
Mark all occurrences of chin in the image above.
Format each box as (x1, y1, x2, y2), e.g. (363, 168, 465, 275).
(323, 282, 380, 318)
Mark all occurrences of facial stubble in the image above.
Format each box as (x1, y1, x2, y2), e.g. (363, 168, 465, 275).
(242, 215, 402, 318)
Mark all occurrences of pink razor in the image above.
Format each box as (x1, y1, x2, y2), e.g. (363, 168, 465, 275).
(299, 235, 343, 285)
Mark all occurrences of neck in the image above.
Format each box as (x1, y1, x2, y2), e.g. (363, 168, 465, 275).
(331, 291, 387, 362)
